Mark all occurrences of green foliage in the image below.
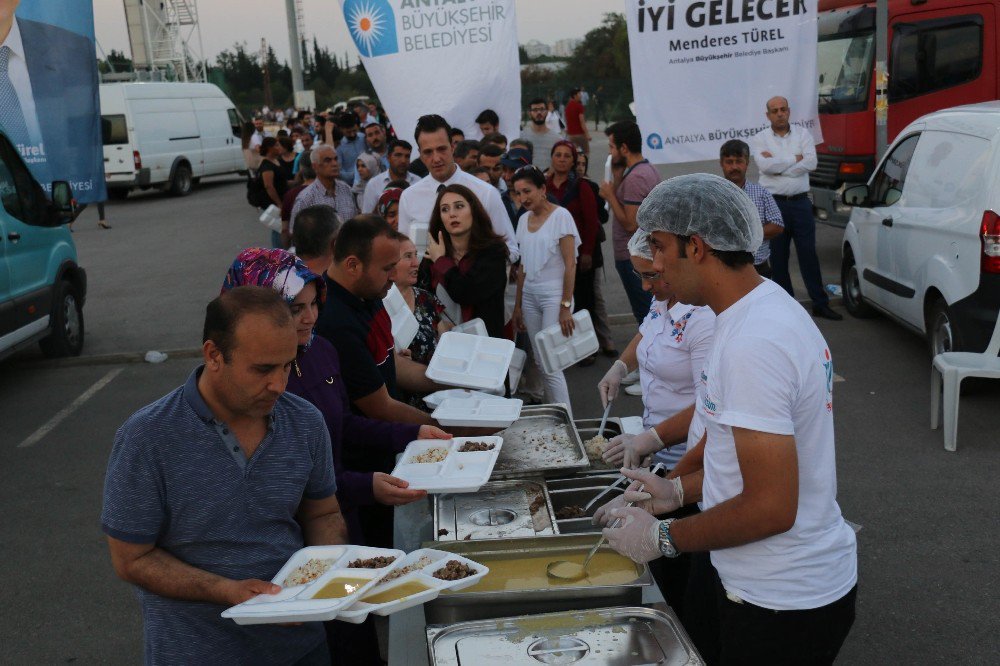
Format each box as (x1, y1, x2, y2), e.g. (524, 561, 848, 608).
(97, 49, 133, 74)
(563, 13, 631, 85)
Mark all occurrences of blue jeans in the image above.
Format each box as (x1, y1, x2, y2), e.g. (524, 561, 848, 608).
(615, 259, 653, 324)
(771, 197, 829, 308)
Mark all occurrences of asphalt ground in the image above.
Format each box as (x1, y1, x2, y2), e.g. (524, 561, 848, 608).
(1, 137, 997, 663)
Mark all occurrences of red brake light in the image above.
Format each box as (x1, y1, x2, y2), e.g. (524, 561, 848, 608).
(981, 210, 1000, 273)
(838, 162, 866, 175)
(133, 151, 142, 170)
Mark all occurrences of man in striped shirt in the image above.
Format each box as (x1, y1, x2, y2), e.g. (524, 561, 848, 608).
(720, 139, 785, 278)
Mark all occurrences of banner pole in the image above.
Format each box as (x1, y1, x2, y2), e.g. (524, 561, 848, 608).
(874, 0, 888, 161)
(285, 0, 305, 95)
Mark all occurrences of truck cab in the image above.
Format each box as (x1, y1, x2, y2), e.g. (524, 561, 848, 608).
(0, 132, 86, 361)
(812, 0, 999, 226)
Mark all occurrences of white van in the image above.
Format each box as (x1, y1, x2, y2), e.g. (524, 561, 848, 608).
(840, 102, 1000, 355)
(100, 83, 246, 198)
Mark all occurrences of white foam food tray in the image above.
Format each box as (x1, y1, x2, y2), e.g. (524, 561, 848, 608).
(534, 309, 600, 374)
(423, 388, 500, 410)
(220, 545, 405, 625)
(390, 437, 504, 493)
(383, 284, 420, 351)
(336, 549, 489, 624)
(426, 331, 515, 391)
(432, 397, 523, 428)
(411, 222, 430, 254)
(451, 318, 488, 337)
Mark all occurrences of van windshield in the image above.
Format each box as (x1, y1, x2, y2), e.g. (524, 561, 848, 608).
(817, 5, 875, 115)
(102, 115, 128, 145)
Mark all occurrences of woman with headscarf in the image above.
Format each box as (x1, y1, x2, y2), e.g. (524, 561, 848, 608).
(546, 139, 607, 365)
(220, 248, 451, 547)
(352, 152, 383, 212)
(376, 187, 403, 230)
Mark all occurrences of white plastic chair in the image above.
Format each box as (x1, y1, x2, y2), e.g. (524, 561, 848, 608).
(930, 313, 1000, 451)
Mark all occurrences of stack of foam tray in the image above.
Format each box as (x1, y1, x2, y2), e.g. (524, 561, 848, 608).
(426, 331, 515, 392)
(533, 310, 599, 374)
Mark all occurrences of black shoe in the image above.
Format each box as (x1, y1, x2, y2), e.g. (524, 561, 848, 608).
(578, 354, 598, 367)
(812, 305, 843, 321)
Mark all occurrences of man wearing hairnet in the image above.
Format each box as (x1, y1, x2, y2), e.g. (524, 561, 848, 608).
(598, 174, 858, 664)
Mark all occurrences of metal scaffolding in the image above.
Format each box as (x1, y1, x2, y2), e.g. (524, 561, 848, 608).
(122, 0, 207, 82)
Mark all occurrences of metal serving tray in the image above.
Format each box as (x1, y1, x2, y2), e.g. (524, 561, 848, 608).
(546, 473, 624, 535)
(492, 405, 590, 478)
(432, 480, 558, 542)
(574, 417, 625, 473)
(426, 606, 703, 665)
(422, 534, 652, 624)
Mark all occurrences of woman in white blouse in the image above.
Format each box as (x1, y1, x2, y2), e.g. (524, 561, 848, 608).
(599, 229, 716, 469)
(511, 166, 580, 411)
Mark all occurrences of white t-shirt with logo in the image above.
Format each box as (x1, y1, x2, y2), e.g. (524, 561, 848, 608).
(697, 280, 857, 611)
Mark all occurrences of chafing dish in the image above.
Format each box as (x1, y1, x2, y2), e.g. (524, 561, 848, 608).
(423, 534, 652, 624)
(426, 605, 703, 665)
(432, 480, 558, 541)
(545, 473, 624, 535)
(492, 405, 590, 478)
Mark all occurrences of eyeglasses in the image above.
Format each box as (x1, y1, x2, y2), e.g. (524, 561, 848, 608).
(632, 269, 661, 281)
(513, 164, 540, 175)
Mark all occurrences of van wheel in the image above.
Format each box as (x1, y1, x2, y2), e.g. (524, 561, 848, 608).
(926, 297, 962, 356)
(841, 252, 876, 318)
(39, 281, 84, 358)
(107, 188, 129, 201)
(168, 164, 193, 196)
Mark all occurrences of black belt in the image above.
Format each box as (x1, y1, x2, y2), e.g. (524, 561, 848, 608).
(772, 192, 808, 201)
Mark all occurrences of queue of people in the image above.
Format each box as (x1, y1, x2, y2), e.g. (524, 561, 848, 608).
(103, 93, 857, 666)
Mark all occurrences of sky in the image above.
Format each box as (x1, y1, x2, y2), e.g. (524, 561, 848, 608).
(92, 0, 619, 64)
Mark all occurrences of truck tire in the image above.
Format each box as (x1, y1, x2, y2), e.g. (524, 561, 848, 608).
(39, 280, 84, 358)
(168, 163, 193, 196)
(107, 188, 129, 201)
(841, 251, 876, 318)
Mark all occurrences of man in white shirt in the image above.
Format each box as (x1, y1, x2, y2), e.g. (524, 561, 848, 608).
(749, 96, 842, 320)
(599, 173, 857, 664)
(398, 114, 519, 262)
(361, 139, 420, 213)
(520, 98, 562, 172)
(248, 117, 270, 151)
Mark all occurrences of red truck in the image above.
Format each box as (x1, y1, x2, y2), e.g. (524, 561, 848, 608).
(812, 0, 999, 225)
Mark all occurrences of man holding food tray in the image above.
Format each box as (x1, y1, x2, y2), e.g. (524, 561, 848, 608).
(101, 288, 345, 665)
(597, 174, 858, 665)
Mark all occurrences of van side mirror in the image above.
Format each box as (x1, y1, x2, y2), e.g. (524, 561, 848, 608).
(50, 181, 77, 222)
(842, 184, 869, 207)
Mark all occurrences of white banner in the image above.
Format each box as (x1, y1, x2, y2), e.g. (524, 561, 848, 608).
(625, 0, 821, 164)
(339, 0, 521, 143)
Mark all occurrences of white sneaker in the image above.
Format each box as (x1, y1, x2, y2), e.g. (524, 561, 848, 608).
(625, 383, 643, 396)
(622, 369, 640, 386)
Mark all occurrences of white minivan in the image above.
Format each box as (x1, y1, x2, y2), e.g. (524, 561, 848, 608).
(840, 102, 1000, 355)
(101, 83, 246, 198)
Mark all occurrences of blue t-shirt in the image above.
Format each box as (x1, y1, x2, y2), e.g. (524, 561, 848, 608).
(101, 367, 336, 665)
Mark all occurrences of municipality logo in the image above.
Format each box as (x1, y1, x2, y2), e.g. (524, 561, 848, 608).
(345, 0, 398, 57)
(647, 133, 664, 150)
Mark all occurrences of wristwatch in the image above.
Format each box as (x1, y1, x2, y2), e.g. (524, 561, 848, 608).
(560, 299, 572, 309)
(657, 518, 680, 558)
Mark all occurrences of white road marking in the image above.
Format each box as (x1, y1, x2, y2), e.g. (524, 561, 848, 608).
(17, 368, 124, 449)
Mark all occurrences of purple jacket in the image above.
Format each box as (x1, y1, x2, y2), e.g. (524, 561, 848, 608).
(285, 335, 419, 544)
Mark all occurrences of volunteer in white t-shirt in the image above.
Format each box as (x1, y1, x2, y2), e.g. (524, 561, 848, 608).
(598, 174, 858, 664)
(598, 229, 715, 470)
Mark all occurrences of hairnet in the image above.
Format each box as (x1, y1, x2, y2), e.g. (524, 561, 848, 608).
(636, 173, 762, 253)
(627, 228, 654, 261)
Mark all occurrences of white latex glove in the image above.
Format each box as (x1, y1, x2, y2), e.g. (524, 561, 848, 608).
(601, 428, 664, 468)
(598, 359, 629, 407)
(591, 493, 627, 526)
(620, 467, 684, 515)
(602, 506, 662, 563)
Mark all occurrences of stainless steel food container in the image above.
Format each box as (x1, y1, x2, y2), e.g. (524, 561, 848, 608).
(426, 605, 703, 665)
(432, 480, 559, 541)
(546, 474, 624, 535)
(574, 416, 626, 474)
(422, 534, 653, 624)
(492, 405, 590, 478)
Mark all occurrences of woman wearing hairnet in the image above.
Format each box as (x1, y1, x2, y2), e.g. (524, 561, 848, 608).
(596, 229, 715, 471)
(596, 174, 858, 664)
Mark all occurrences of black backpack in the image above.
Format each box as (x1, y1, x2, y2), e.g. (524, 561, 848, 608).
(246, 171, 269, 209)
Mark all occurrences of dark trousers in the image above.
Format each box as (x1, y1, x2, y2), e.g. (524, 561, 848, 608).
(771, 196, 829, 308)
(648, 503, 700, 618)
(754, 260, 772, 279)
(684, 553, 856, 665)
(574, 266, 597, 322)
(325, 617, 383, 665)
(614, 258, 653, 324)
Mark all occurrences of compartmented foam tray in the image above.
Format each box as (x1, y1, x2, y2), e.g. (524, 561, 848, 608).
(451, 318, 488, 337)
(383, 284, 420, 350)
(391, 437, 504, 493)
(336, 549, 488, 624)
(533, 309, 600, 374)
(432, 396, 523, 428)
(220, 545, 405, 625)
(423, 388, 500, 410)
(426, 332, 515, 391)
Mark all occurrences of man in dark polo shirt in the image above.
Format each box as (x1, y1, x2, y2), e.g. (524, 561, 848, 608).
(316, 215, 434, 428)
(101, 287, 346, 665)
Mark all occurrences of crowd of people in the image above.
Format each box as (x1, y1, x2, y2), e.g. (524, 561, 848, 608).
(101, 92, 857, 666)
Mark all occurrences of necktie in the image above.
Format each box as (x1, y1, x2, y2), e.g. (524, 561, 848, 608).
(0, 46, 31, 150)
(437, 184, 445, 193)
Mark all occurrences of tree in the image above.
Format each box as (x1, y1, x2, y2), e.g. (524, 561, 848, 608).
(564, 13, 630, 86)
